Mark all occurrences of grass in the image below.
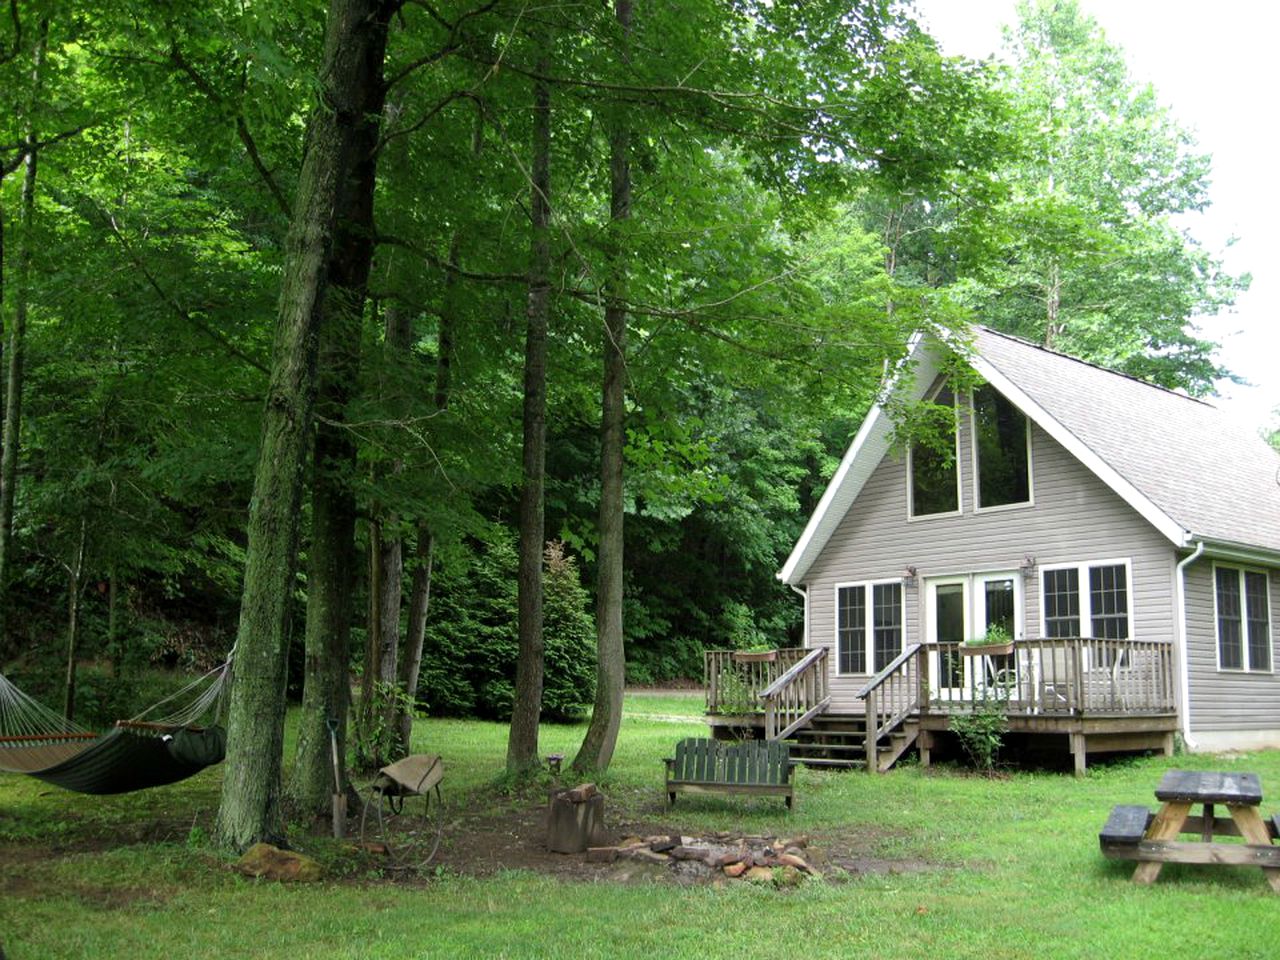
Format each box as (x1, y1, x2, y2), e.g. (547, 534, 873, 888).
(3, 691, 1280, 959)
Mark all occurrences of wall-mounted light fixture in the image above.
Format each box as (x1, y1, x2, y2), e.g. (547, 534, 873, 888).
(1020, 555, 1037, 578)
(903, 565, 918, 587)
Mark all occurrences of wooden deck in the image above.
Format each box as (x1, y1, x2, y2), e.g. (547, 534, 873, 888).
(704, 638, 1178, 773)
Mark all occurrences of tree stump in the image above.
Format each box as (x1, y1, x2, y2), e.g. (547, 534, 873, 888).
(546, 783, 604, 854)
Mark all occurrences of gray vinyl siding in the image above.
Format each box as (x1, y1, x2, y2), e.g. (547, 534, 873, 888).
(1182, 560, 1280, 733)
(803, 415, 1176, 714)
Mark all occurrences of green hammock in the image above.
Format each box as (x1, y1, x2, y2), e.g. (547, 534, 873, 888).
(0, 662, 229, 795)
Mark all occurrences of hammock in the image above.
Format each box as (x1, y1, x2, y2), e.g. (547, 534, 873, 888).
(0, 660, 229, 795)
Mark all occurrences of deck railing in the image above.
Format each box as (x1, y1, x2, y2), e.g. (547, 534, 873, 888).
(760, 647, 830, 740)
(925, 637, 1176, 716)
(704, 647, 808, 716)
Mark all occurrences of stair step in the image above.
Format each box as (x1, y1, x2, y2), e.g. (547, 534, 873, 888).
(797, 757, 866, 769)
(788, 747, 870, 757)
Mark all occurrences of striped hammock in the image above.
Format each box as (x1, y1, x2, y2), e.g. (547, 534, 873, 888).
(0, 661, 229, 795)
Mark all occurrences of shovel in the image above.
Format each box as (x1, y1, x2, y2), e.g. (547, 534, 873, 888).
(326, 716, 346, 839)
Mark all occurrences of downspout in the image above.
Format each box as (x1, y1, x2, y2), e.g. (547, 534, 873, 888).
(789, 583, 809, 648)
(1175, 540, 1205, 750)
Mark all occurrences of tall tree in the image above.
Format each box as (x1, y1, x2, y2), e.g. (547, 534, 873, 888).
(215, 0, 393, 851)
(506, 18, 553, 776)
(573, 0, 630, 775)
(958, 0, 1245, 393)
(0, 15, 47, 635)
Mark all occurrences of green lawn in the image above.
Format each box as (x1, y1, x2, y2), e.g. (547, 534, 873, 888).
(3, 692, 1279, 959)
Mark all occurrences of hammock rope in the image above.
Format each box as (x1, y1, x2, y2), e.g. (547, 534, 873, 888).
(0, 654, 233, 794)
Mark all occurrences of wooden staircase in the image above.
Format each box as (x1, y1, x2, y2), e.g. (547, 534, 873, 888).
(704, 642, 927, 774)
(785, 715, 920, 772)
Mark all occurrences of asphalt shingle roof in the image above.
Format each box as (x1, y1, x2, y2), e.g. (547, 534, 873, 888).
(973, 327, 1280, 555)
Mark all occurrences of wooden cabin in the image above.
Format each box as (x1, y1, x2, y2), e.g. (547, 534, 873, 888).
(705, 328, 1280, 773)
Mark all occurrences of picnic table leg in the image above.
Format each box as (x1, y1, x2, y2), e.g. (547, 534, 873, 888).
(1132, 801, 1192, 885)
(1227, 804, 1280, 894)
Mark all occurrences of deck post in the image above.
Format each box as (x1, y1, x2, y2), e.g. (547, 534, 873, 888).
(1070, 732, 1087, 776)
(918, 729, 932, 768)
(864, 688, 878, 774)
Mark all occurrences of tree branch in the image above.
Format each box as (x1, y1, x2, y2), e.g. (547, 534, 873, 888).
(89, 201, 270, 375)
(168, 44, 291, 218)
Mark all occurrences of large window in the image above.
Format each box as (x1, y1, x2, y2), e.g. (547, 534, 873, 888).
(1216, 566, 1272, 672)
(1041, 562, 1129, 642)
(837, 581, 903, 674)
(909, 386, 959, 518)
(972, 384, 1031, 509)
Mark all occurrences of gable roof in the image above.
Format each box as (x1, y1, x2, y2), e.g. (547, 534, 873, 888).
(779, 327, 1280, 584)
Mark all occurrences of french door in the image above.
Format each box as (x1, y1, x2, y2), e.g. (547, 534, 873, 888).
(926, 572, 1022, 699)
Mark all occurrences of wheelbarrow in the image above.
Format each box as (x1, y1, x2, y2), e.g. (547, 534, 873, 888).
(359, 753, 445, 867)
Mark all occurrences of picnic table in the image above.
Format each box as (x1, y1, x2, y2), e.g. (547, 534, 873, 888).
(1099, 769, 1280, 893)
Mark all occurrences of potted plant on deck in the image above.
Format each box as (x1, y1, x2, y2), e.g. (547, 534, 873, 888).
(960, 623, 1014, 657)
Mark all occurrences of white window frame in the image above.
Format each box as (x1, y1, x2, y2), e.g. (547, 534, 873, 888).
(833, 578, 905, 676)
(1213, 564, 1274, 675)
(906, 383, 962, 522)
(969, 385, 1035, 514)
(1038, 559, 1134, 643)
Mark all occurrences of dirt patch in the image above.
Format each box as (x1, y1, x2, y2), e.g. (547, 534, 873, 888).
(364, 797, 940, 885)
(0, 795, 942, 895)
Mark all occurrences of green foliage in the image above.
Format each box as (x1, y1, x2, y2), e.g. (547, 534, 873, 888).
(954, 0, 1246, 394)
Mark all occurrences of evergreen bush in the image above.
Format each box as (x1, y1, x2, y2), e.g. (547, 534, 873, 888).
(417, 531, 595, 721)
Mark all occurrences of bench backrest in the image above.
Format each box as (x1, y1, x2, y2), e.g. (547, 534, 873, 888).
(671, 738, 789, 786)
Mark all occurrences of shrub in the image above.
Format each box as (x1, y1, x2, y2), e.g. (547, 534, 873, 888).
(950, 692, 1008, 774)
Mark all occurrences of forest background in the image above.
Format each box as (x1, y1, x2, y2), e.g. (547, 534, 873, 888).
(0, 0, 1263, 847)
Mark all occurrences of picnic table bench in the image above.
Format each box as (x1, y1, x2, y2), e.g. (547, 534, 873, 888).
(1099, 769, 1280, 893)
(663, 737, 794, 809)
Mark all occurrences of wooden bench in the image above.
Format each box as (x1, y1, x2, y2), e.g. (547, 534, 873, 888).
(663, 737, 794, 809)
(1099, 804, 1153, 856)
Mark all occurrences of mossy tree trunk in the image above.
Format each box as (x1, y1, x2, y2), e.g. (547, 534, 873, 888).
(286, 73, 383, 813)
(215, 0, 392, 852)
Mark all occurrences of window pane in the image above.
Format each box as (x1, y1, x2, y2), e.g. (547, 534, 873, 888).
(1245, 571, 1271, 672)
(910, 388, 958, 516)
(984, 579, 1015, 635)
(1216, 567, 1243, 670)
(872, 583, 903, 672)
(974, 385, 1030, 508)
(1043, 568, 1080, 638)
(935, 583, 965, 688)
(837, 585, 866, 674)
(1089, 565, 1129, 640)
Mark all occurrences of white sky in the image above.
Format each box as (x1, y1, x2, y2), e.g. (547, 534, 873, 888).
(911, 0, 1279, 434)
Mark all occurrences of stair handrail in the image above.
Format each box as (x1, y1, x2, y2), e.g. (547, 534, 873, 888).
(760, 646, 830, 740)
(854, 643, 922, 701)
(855, 643, 923, 773)
(760, 646, 826, 700)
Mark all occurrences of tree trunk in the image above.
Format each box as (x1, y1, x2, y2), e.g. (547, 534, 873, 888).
(286, 97, 377, 813)
(62, 518, 87, 721)
(1045, 259, 1061, 348)
(573, 0, 631, 775)
(396, 531, 432, 749)
(0, 18, 47, 636)
(507, 27, 553, 776)
(215, 0, 392, 852)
